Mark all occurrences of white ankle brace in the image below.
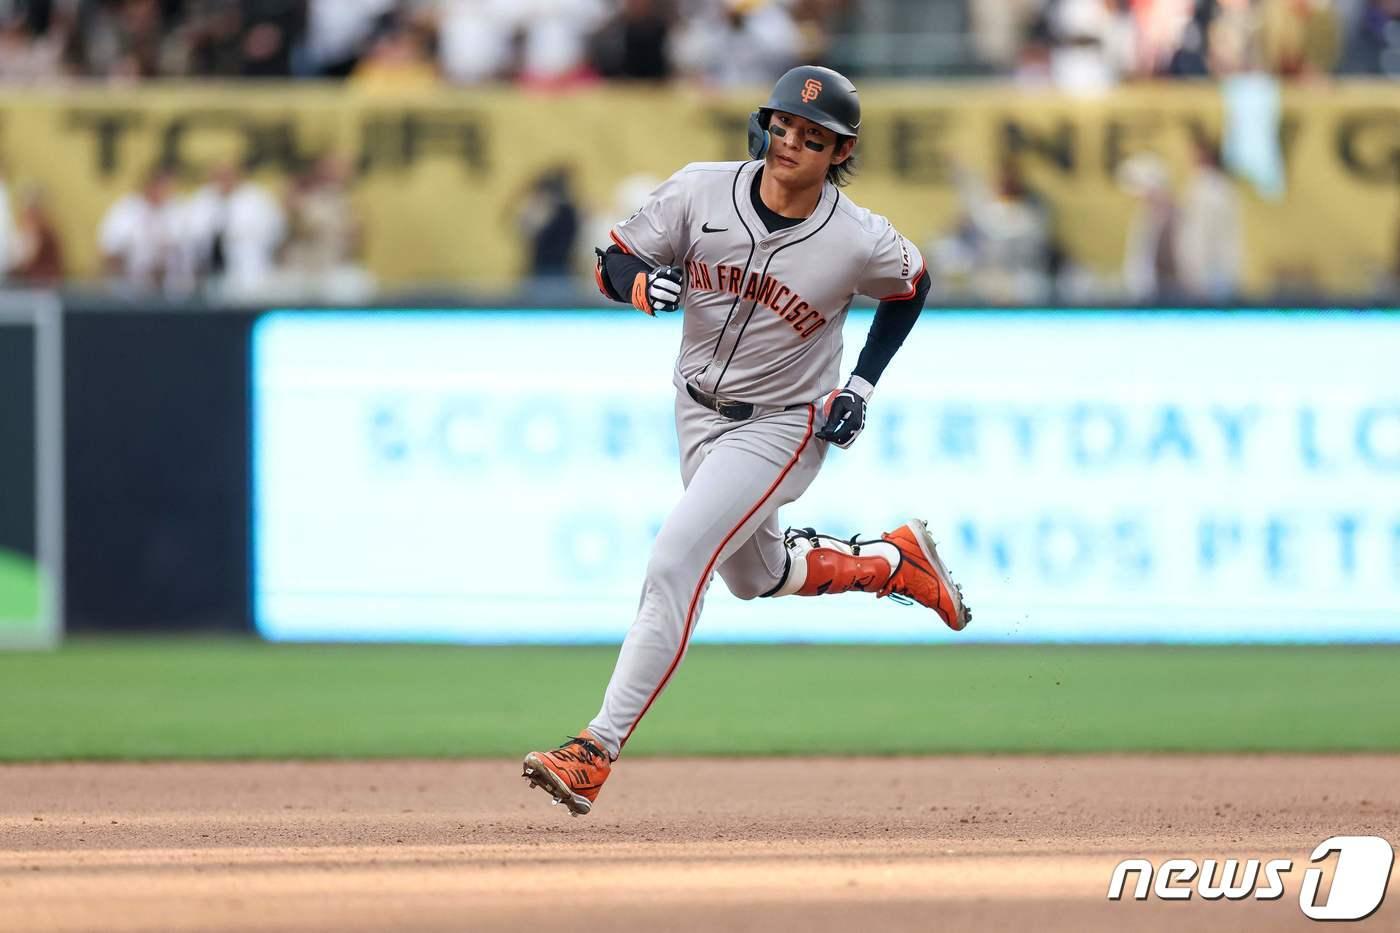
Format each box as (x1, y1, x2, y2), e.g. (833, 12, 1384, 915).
(768, 530, 899, 598)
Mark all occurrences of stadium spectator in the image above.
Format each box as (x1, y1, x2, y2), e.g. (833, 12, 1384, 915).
(514, 0, 610, 85)
(71, 0, 181, 81)
(1258, 0, 1342, 77)
(0, 8, 68, 83)
(929, 158, 1056, 304)
(1337, 0, 1400, 75)
(592, 0, 674, 80)
(1117, 153, 1181, 303)
(0, 162, 15, 283)
(304, 0, 394, 77)
(1175, 139, 1243, 301)
(97, 164, 184, 293)
(1163, 6, 1213, 77)
(514, 164, 580, 279)
(176, 1, 243, 75)
(1047, 0, 1138, 93)
(670, 0, 802, 86)
(969, 0, 1044, 70)
(784, 0, 843, 62)
(1203, 0, 1255, 74)
(434, 0, 518, 84)
(349, 18, 439, 91)
(0, 0, 1389, 84)
(10, 184, 66, 286)
(182, 161, 287, 300)
(1012, 13, 1055, 86)
(182, 0, 307, 78)
(282, 153, 373, 302)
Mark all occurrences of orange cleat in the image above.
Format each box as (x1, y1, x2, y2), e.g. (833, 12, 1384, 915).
(521, 730, 612, 816)
(878, 519, 972, 631)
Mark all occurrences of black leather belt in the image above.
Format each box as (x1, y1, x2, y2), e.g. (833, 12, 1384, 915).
(687, 382, 756, 420)
(686, 382, 805, 421)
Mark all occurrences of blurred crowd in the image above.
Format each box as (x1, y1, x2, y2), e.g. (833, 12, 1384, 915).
(926, 141, 1254, 305)
(2, 130, 1398, 305)
(0, 154, 371, 301)
(0, 0, 1395, 88)
(512, 147, 1399, 307)
(1, 0, 1397, 303)
(0, 0, 845, 87)
(973, 0, 1400, 91)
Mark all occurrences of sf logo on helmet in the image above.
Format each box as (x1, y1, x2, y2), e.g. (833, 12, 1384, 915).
(801, 79, 823, 103)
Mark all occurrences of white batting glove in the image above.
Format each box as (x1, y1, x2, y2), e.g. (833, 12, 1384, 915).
(631, 266, 684, 315)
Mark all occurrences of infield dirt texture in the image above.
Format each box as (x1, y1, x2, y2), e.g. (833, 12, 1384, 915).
(3, 756, 1399, 932)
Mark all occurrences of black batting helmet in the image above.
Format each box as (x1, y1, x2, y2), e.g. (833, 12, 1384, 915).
(748, 65, 861, 160)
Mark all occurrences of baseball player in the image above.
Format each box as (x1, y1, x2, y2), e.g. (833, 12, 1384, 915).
(523, 65, 970, 816)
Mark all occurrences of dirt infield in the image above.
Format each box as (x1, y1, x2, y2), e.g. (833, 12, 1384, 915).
(1, 756, 1398, 932)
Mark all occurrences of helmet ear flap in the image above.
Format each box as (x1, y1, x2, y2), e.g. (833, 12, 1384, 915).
(747, 110, 769, 160)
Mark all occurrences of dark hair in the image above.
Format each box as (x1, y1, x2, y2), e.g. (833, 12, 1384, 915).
(827, 140, 857, 187)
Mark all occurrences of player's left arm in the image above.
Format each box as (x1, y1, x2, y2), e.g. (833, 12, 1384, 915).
(816, 271, 929, 447)
(817, 225, 928, 448)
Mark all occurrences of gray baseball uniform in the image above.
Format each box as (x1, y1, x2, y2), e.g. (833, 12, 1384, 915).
(586, 160, 925, 758)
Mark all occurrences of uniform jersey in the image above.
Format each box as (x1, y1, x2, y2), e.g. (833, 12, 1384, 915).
(610, 160, 926, 408)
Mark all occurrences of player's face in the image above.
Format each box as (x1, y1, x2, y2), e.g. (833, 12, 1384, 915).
(766, 111, 853, 188)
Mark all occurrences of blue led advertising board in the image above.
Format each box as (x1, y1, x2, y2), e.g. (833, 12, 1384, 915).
(253, 310, 1400, 644)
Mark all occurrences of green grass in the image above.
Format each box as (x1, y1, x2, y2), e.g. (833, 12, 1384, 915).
(0, 549, 40, 623)
(0, 639, 1397, 760)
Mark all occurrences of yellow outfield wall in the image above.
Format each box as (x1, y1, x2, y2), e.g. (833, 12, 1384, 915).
(0, 82, 1396, 295)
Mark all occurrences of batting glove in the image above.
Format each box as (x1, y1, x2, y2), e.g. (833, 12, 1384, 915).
(631, 266, 684, 315)
(815, 378, 872, 448)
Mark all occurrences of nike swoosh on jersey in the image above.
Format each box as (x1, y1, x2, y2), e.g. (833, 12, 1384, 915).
(701, 223, 728, 233)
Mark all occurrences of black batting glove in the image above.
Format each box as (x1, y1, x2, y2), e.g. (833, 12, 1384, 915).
(816, 385, 868, 448)
(631, 265, 684, 315)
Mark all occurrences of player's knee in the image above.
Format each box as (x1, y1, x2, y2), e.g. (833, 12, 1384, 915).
(644, 540, 692, 590)
(724, 579, 765, 601)
(719, 567, 779, 601)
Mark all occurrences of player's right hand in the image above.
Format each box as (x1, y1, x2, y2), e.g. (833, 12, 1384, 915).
(631, 266, 684, 316)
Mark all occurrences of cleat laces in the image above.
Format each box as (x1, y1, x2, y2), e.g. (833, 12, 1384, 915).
(553, 735, 607, 766)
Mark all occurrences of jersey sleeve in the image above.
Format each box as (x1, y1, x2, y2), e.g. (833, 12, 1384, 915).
(857, 220, 926, 301)
(608, 168, 691, 267)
